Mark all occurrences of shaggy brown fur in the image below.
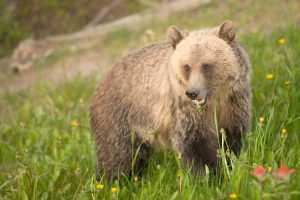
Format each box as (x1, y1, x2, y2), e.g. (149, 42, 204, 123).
(89, 21, 251, 180)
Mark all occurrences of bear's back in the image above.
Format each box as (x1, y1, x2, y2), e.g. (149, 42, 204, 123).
(110, 42, 172, 78)
(98, 42, 172, 100)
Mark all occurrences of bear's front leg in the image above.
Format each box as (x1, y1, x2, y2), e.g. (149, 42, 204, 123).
(172, 129, 219, 176)
(221, 88, 251, 156)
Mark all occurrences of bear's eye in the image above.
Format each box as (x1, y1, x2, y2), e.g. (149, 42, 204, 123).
(184, 64, 191, 77)
(202, 64, 212, 71)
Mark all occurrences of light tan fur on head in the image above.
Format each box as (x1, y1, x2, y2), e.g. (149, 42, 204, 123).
(169, 22, 239, 103)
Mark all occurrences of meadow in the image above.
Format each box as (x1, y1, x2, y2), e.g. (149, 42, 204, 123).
(1, 0, 300, 199)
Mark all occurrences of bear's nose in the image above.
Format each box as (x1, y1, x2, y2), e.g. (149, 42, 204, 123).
(185, 90, 198, 100)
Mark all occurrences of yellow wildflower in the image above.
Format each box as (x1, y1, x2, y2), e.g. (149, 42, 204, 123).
(229, 193, 238, 199)
(96, 184, 104, 190)
(259, 117, 265, 124)
(268, 166, 272, 173)
(134, 176, 138, 182)
(284, 80, 290, 85)
(70, 120, 78, 127)
(281, 128, 287, 137)
(111, 187, 117, 193)
(277, 38, 286, 45)
(265, 74, 274, 80)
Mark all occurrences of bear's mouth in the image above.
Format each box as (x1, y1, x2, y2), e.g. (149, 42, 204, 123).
(192, 95, 208, 107)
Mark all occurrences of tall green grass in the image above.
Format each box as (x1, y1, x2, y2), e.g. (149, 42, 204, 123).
(1, 21, 300, 200)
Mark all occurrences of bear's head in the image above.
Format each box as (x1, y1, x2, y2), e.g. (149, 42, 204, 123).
(167, 21, 239, 107)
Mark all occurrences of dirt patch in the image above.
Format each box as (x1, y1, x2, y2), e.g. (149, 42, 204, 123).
(0, 50, 111, 95)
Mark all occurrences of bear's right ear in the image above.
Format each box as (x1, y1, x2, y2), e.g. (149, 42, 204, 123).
(167, 26, 185, 49)
(218, 20, 236, 43)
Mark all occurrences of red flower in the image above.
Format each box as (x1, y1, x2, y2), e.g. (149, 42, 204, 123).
(251, 166, 266, 182)
(272, 164, 296, 180)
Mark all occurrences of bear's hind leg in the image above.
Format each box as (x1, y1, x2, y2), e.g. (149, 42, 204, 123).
(96, 131, 152, 181)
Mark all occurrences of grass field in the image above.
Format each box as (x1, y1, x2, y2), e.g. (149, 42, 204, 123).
(1, 0, 300, 199)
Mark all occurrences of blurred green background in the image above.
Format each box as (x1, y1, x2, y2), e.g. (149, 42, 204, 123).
(0, 0, 300, 199)
(0, 0, 151, 57)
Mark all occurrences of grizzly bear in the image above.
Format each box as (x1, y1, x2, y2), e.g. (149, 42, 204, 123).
(89, 20, 251, 180)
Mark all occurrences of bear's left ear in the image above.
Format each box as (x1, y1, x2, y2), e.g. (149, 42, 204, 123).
(218, 20, 236, 43)
(167, 26, 185, 49)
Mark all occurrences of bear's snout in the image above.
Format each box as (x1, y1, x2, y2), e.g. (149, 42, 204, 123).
(186, 89, 208, 106)
(185, 90, 199, 100)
